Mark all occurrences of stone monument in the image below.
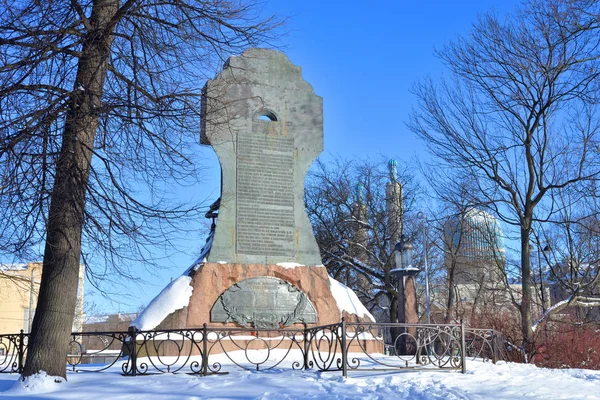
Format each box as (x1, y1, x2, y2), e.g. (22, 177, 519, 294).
(200, 48, 323, 266)
(140, 49, 374, 331)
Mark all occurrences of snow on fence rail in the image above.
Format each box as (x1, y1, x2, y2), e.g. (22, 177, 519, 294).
(0, 321, 504, 377)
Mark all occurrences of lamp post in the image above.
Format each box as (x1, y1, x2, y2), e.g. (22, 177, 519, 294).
(393, 234, 414, 273)
(539, 244, 552, 311)
(417, 212, 431, 324)
(390, 235, 419, 355)
(390, 234, 419, 322)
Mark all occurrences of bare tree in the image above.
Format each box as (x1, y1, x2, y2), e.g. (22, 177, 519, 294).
(0, 0, 280, 378)
(409, 0, 600, 355)
(305, 157, 423, 323)
(531, 185, 600, 330)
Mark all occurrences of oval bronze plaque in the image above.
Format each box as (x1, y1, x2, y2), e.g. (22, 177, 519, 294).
(210, 276, 317, 328)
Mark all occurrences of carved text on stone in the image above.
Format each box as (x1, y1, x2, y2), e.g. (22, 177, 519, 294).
(236, 131, 295, 256)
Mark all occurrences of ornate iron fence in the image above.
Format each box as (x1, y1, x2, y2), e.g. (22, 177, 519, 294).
(0, 321, 504, 377)
(464, 328, 506, 364)
(0, 331, 25, 374)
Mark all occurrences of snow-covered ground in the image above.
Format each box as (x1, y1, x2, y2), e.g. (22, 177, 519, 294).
(1, 353, 599, 399)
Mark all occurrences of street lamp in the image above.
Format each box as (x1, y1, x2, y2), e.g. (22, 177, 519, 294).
(393, 234, 414, 272)
(542, 244, 552, 260)
(390, 234, 419, 322)
(417, 211, 431, 324)
(390, 235, 419, 355)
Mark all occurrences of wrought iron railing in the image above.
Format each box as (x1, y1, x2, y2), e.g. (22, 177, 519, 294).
(0, 321, 504, 377)
(464, 328, 506, 364)
(0, 331, 25, 374)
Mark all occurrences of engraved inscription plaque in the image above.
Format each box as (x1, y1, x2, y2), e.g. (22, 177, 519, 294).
(210, 277, 317, 328)
(236, 130, 295, 256)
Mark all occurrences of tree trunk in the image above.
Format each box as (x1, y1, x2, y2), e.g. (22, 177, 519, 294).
(23, 0, 118, 379)
(520, 225, 534, 360)
(444, 259, 457, 324)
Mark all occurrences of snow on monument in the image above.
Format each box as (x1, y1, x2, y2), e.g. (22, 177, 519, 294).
(134, 49, 373, 331)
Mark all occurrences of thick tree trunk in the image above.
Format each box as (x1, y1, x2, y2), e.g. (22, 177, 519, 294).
(23, 0, 118, 379)
(520, 225, 534, 360)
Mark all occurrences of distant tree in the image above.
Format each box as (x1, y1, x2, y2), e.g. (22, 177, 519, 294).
(305, 157, 423, 323)
(531, 187, 600, 329)
(0, 0, 280, 378)
(409, 0, 600, 357)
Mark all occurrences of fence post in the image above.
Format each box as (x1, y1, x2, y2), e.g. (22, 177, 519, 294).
(460, 322, 466, 374)
(128, 326, 137, 376)
(340, 318, 347, 378)
(303, 322, 309, 370)
(416, 325, 422, 365)
(202, 323, 208, 375)
(18, 330, 24, 374)
(491, 330, 498, 364)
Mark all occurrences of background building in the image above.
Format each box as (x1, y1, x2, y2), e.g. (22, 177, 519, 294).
(0, 262, 85, 334)
(83, 313, 138, 332)
(443, 208, 507, 320)
(445, 208, 506, 286)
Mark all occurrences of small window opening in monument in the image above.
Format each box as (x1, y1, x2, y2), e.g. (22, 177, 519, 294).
(257, 110, 278, 122)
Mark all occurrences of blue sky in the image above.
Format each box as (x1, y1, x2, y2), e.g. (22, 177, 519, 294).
(91, 0, 521, 313)
(263, 0, 519, 161)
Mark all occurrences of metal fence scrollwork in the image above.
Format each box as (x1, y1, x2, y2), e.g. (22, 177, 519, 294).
(0, 331, 25, 374)
(464, 328, 506, 364)
(0, 321, 505, 378)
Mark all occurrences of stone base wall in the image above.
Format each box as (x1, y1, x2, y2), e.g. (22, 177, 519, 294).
(159, 263, 371, 330)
